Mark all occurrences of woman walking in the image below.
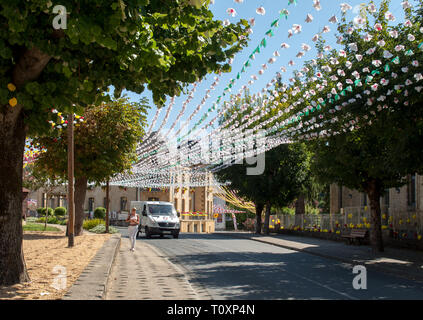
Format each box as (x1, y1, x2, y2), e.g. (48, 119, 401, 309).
(126, 208, 140, 252)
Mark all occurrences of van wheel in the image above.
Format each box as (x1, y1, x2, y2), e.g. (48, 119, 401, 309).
(136, 231, 141, 239)
(173, 233, 179, 239)
(145, 227, 152, 239)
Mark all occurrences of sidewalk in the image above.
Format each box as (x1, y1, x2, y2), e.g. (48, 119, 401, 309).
(105, 238, 211, 300)
(216, 231, 423, 283)
(63, 233, 121, 300)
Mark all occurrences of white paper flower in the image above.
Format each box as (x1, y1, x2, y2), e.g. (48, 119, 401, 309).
(292, 24, 302, 33)
(329, 15, 338, 24)
(402, 1, 412, 9)
(368, 4, 377, 12)
(385, 11, 395, 21)
(313, 0, 321, 11)
(305, 14, 313, 23)
(302, 43, 311, 52)
(408, 34, 416, 41)
(280, 43, 290, 49)
(227, 8, 237, 17)
(383, 50, 393, 59)
(377, 40, 386, 47)
(256, 6, 266, 15)
(312, 34, 319, 42)
(340, 3, 352, 13)
(363, 33, 373, 42)
(372, 60, 382, 67)
(405, 20, 413, 27)
(322, 25, 330, 33)
(249, 18, 255, 26)
(348, 43, 358, 52)
(223, 19, 230, 26)
(374, 23, 383, 31)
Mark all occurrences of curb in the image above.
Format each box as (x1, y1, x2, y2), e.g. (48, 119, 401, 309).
(62, 233, 121, 300)
(214, 232, 423, 284)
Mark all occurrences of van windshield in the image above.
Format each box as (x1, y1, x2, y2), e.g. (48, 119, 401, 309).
(148, 204, 173, 216)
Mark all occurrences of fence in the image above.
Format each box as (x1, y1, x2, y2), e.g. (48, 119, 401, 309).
(270, 207, 423, 239)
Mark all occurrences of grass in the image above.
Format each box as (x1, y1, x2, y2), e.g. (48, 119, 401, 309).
(23, 223, 62, 232)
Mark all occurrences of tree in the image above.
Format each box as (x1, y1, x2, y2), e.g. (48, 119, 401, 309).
(0, 0, 249, 285)
(33, 97, 148, 235)
(309, 109, 423, 252)
(273, 0, 423, 251)
(215, 143, 311, 235)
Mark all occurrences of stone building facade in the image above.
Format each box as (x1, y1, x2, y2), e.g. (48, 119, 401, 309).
(30, 183, 215, 217)
(330, 174, 423, 215)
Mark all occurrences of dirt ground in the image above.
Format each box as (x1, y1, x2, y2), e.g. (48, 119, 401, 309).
(0, 229, 112, 300)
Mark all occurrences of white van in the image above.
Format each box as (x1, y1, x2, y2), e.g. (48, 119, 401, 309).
(130, 201, 180, 239)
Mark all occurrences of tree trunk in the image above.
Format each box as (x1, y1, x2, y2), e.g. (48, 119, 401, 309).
(255, 203, 264, 234)
(74, 176, 88, 236)
(0, 47, 52, 285)
(295, 194, 306, 227)
(0, 110, 30, 285)
(263, 201, 271, 235)
(366, 180, 384, 252)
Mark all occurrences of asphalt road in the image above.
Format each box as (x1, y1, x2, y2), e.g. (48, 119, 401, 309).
(117, 228, 423, 300)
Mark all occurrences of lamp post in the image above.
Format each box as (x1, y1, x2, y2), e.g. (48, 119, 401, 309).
(67, 112, 75, 247)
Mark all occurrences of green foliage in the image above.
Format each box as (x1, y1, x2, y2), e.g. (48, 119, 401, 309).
(23, 223, 61, 232)
(36, 216, 59, 224)
(279, 207, 295, 215)
(36, 207, 53, 217)
(94, 207, 106, 219)
(33, 97, 149, 184)
(88, 224, 119, 234)
(83, 219, 105, 230)
(54, 207, 67, 217)
(225, 220, 234, 231)
(1, 0, 249, 136)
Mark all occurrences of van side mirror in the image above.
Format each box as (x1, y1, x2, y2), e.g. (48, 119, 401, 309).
(177, 212, 180, 218)
(142, 210, 147, 217)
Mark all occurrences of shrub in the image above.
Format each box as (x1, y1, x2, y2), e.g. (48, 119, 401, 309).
(36, 216, 59, 224)
(280, 207, 295, 215)
(83, 219, 104, 230)
(89, 224, 119, 234)
(59, 219, 68, 226)
(54, 207, 67, 217)
(94, 207, 106, 219)
(225, 220, 234, 230)
(37, 207, 53, 217)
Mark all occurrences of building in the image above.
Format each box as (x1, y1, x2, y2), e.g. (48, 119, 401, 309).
(29, 180, 215, 218)
(330, 174, 423, 215)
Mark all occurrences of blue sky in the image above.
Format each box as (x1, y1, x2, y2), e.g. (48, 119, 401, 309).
(125, 0, 415, 141)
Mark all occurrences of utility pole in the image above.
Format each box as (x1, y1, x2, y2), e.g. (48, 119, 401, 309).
(106, 179, 110, 233)
(67, 112, 75, 247)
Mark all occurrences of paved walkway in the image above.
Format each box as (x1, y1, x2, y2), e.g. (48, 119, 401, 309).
(216, 232, 423, 283)
(105, 236, 210, 300)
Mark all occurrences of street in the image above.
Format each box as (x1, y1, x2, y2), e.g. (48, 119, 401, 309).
(109, 228, 423, 300)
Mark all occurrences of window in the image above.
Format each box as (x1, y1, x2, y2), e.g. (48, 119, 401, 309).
(338, 185, 343, 210)
(120, 197, 127, 211)
(42, 193, 46, 208)
(88, 197, 95, 212)
(384, 189, 390, 207)
(407, 174, 416, 207)
(362, 193, 367, 207)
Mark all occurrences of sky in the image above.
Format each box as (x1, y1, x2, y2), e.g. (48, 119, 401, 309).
(125, 0, 415, 143)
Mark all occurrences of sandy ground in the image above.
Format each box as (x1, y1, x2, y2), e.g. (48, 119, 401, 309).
(0, 228, 112, 300)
